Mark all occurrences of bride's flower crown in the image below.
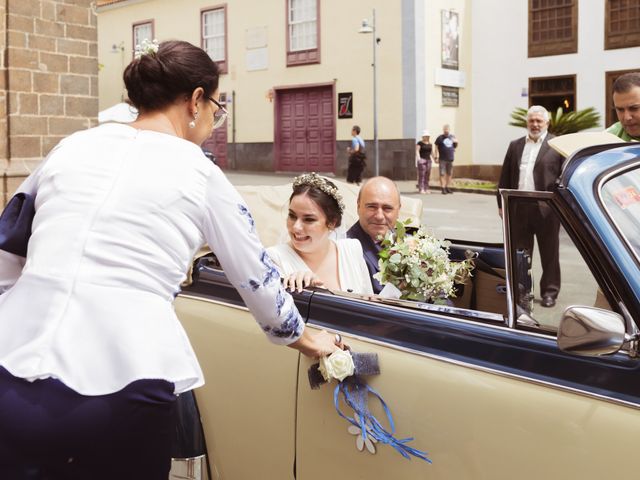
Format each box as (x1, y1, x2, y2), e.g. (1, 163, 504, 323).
(292, 172, 345, 214)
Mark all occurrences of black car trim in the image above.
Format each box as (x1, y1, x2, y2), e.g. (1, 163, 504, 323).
(306, 290, 640, 407)
(184, 264, 313, 320)
(182, 264, 640, 408)
(303, 320, 640, 411)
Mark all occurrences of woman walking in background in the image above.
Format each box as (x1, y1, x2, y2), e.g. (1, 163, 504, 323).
(416, 130, 434, 194)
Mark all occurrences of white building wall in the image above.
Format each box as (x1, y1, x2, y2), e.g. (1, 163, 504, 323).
(421, 0, 473, 165)
(98, 0, 406, 144)
(472, 0, 640, 166)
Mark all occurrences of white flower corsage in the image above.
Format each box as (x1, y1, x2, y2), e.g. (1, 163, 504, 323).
(319, 349, 355, 382)
(134, 39, 160, 60)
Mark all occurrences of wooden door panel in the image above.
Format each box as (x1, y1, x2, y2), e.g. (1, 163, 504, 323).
(202, 92, 228, 168)
(275, 85, 335, 172)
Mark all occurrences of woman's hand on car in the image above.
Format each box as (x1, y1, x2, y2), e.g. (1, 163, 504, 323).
(283, 270, 324, 293)
(288, 328, 344, 358)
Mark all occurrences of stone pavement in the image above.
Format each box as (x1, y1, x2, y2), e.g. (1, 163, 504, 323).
(225, 171, 503, 243)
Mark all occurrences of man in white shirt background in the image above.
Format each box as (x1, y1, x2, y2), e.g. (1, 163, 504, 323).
(497, 105, 565, 308)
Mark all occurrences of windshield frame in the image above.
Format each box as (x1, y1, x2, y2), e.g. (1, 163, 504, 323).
(598, 160, 640, 267)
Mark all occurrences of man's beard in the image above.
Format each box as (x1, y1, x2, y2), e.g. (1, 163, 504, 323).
(528, 130, 542, 140)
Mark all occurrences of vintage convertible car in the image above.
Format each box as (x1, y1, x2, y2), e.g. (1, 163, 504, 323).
(172, 142, 640, 480)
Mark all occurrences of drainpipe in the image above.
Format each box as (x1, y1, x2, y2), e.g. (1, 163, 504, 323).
(231, 90, 236, 170)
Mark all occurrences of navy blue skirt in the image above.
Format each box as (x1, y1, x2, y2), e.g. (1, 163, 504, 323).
(0, 367, 176, 480)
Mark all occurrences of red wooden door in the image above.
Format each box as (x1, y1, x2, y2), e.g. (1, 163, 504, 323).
(275, 85, 335, 172)
(202, 93, 228, 168)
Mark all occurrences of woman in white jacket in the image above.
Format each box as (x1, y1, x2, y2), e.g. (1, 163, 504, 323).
(0, 40, 339, 479)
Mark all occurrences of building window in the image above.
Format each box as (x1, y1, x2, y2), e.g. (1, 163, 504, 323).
(132, 20, 154, 55)
(605, 0, 640, 50)
(529, 75, 576, 113)
(287, 0, 320, 66)
(202, 6, 228, 74)
(605, 69, 639, 127)
(528, 0, 578, 57)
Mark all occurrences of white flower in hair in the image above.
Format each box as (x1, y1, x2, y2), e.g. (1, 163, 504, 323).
(134, 39, 160, 59)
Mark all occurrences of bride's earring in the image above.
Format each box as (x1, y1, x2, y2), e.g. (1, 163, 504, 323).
(188, 111, 198, 129)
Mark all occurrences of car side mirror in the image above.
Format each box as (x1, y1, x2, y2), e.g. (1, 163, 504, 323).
(557, 306, 626, 356)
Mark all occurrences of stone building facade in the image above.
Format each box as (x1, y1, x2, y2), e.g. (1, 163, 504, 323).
(1, 0, 98, 203)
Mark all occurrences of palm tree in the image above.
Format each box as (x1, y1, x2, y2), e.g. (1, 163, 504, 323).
(509, 107, 601, 135)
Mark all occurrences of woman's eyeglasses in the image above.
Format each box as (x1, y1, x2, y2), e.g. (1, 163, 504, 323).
(208, 97, 229, 129)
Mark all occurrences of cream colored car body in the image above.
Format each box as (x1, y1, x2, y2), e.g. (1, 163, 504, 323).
(176, 291, 639, 480)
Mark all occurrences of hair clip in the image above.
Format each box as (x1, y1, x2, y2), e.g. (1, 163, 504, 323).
(134, 39, 160, 60)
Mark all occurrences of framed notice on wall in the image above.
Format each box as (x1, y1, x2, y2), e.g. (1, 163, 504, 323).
(338, 92, 353, 119)
(442, 86, 459, 107)
(441, 10, 459, 70)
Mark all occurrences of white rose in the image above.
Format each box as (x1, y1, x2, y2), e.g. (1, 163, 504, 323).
(319, 349, 355, 382)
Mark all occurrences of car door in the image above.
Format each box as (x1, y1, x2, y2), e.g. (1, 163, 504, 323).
(294, 295, 640, 479)
(176, 258, 307, 479)
(294, 191, 640, 479)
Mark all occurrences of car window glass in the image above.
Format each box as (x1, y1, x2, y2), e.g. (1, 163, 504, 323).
(601, 166, 640, 262)
(507, 197, 612, 335)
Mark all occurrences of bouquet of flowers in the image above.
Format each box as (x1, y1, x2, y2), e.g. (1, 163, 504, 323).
(374, 220, 475, 304)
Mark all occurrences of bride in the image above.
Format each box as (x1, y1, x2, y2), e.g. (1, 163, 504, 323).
(267, 173, 373, 295)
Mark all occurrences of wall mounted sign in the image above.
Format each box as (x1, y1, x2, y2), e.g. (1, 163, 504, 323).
(246, 47, 268, 71)
(338, 92, 353, 119)
(442, 86, 459, 107)
(434, 68, 466, 88)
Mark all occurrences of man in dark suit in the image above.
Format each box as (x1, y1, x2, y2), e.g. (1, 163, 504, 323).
(497, 105, 565, 308)
(347, 177, 401, 294)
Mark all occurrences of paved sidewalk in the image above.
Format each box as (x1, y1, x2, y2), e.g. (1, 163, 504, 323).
(225, 171, 496, 195)
(225, 171, 503, 244)
(225, 170, 595, 329)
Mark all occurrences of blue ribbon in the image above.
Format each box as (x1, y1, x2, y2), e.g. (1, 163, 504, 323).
(333, 376, 432, 463)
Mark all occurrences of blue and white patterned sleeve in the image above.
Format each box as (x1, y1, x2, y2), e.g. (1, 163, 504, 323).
(201, 167, 304, 345)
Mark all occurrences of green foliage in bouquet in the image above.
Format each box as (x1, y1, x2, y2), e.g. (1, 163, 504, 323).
(509, 106, 601, 135)
(374, 220, 475, 304)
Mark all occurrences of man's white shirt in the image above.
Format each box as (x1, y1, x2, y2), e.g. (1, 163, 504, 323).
(518, 131, 548, 191)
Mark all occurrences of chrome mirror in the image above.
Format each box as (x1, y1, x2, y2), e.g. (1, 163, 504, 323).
(557, 306, 626, 356)
(516, 310, 539, 328)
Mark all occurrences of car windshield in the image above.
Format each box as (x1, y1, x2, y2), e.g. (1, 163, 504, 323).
(601, 165, 640, 261)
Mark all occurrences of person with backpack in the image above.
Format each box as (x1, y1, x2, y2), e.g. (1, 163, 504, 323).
(346, 125, 366, 184)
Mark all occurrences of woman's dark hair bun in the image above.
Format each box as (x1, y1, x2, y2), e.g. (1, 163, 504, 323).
(123, 40, 220, 112)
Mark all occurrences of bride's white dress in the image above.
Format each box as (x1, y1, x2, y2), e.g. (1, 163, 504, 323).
(267, 239, 373, 295)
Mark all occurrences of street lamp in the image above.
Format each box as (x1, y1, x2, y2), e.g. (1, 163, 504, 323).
(358, 9, 379, 176)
